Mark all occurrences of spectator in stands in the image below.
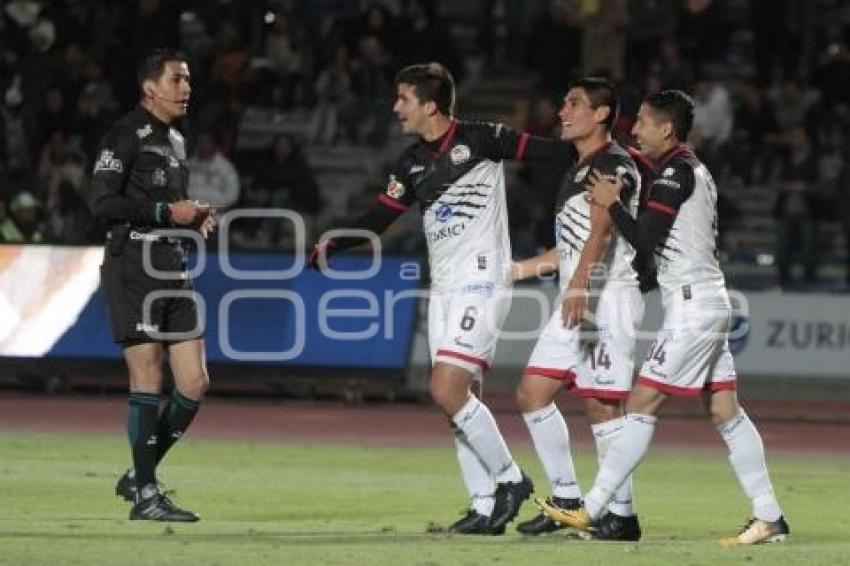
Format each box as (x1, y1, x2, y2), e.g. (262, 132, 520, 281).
(773, 126, 820, 287)
(311, 45, 353, 146)
(526, 0, 582, 97)
(691, 75, 733, 176)
(624, 0, 676, 81)
(238, 133, 320, 246)
(339, 35, 394, 147)
(210, 23, 250, 99)
(187, 132, 240, 211)
(43, 180, 96, 244)
(770, 77, 813, 133)
(37, 130, 86, 211)
(75, 86, 114, 166)
(581, 0, 629, 80)
(263, 10, 304, 108)
(397, 0, 465, 83)
(653, 37, 694, 91)
(0, 191, 44, 243)
(731, 80, 780, 185)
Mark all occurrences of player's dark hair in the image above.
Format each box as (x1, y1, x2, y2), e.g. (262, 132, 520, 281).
(644, 90, 695, 141)
(394, 62, 455, 116)
(137, 47, 188, 87)
(569, 77, 619, 129)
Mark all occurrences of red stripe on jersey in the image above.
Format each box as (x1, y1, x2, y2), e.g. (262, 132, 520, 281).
(516, 132, 530, 161)
(377, 193, 409, 212)
(523, 366, 576, 381)
(434, 119, 457, 157)
(436, 349, 489, 369)
(657, 144, 693, 166)
(647, 200, 677, 216)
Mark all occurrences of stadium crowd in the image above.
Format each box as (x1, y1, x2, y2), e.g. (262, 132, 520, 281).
(0, 0, 848, 288)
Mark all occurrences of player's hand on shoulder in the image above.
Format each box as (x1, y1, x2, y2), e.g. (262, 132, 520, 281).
(585, 168, 623, 208)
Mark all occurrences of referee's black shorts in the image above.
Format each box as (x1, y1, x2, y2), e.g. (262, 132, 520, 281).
(100, 234, 203, 347)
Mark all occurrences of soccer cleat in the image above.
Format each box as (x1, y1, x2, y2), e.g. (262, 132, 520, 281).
(129, 492, 200, 522)
(588, 512, 642, 541)
(489, 472, 534, 531)
(516, 497, 581, 535)
(448, 509, 504, 535)
(536, 497, 592, 531)
(719, 516, 790, 546)
(115, 470, 136, 502)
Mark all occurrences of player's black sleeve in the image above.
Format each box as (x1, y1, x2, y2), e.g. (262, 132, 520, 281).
(91, 125, 161, 226)
(329, 200, 404, 251)
(608, 160, 695, 291)
(473, 122, 575, 165)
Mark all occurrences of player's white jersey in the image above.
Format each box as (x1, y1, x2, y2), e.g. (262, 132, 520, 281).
(645, 147, 725, 292)
(421, 160, 511, 290)
(378, 120, 543, 291)
(555, 141, 641, 289)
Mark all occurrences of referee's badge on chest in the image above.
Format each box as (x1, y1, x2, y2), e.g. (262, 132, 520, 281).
(152, 168, 167, 187)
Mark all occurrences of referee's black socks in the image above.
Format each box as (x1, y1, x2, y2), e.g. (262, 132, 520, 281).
(127, 392, 161, 493)
(155, 390, 200, 464)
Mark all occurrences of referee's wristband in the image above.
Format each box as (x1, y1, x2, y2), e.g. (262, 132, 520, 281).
(154, 202, 171, 225)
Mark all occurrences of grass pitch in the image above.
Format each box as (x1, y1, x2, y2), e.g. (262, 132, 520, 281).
(0, 433, 847, 565)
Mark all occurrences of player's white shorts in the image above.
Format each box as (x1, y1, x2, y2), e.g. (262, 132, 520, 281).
(637, 282, 737, 395)
(525, 284, 644, 400)
(429, 282, 512, 377)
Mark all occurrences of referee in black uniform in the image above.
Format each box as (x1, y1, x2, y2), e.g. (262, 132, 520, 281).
(92, 48, 214, 522)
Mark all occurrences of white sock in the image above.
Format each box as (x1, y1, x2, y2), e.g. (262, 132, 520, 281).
(716, 411, 783, 522)
(592, 416, 634, 517)
(585, 413, 656, 520)
(522, 403, 581, 499)
(454, 431, 496, 516)
(452, 395, 522, 484)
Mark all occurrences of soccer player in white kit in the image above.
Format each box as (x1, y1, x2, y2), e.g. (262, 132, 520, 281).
(308, 63, 575, 534)
(539, 90, 789, 545)
(511, 78, 649, 540)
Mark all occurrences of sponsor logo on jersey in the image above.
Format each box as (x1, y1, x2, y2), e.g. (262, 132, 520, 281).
(136, 124, 153, 138)
(135, 322, 160, 333)
(662, 167, 675, 177)
(461, 282, 495, 296)
(409, 164, 425, 174)
(94, 149, 123, 173)
(152, 168, 167, 186)
(428, 223, 465, 242)
(574, 165, 589, 182)
(167, 155, 180, 168)
(386, 174, 405, 198)
(450, 144, 471, 165)
(477, 255, 487, 270)
(435, 203, 453, 223)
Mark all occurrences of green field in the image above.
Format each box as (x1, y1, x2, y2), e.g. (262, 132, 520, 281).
(0, 434, 847, 565)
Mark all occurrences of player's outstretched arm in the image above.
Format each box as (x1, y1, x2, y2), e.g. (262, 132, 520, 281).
(307, 200, 404, 269)
(511, 248, 558, 281)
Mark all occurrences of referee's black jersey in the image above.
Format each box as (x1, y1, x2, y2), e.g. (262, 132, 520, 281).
(92, 106, 189, 231)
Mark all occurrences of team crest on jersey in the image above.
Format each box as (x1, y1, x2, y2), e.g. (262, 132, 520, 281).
(662, 167, 675, 177)
(574, 165, 589, 182)
(409, 164, 425, 174)
(94, 149, 123, 173)
(435, 203, 453, 223)
(152, 168, 167, 187)
(386, 174, 406, 198)
(449, 144, 471, 165)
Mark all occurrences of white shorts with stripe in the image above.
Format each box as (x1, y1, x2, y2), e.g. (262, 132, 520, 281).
(638, 282, 737, 395)
(429, 282, 512, 377)
(525, 284, 644, 400)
